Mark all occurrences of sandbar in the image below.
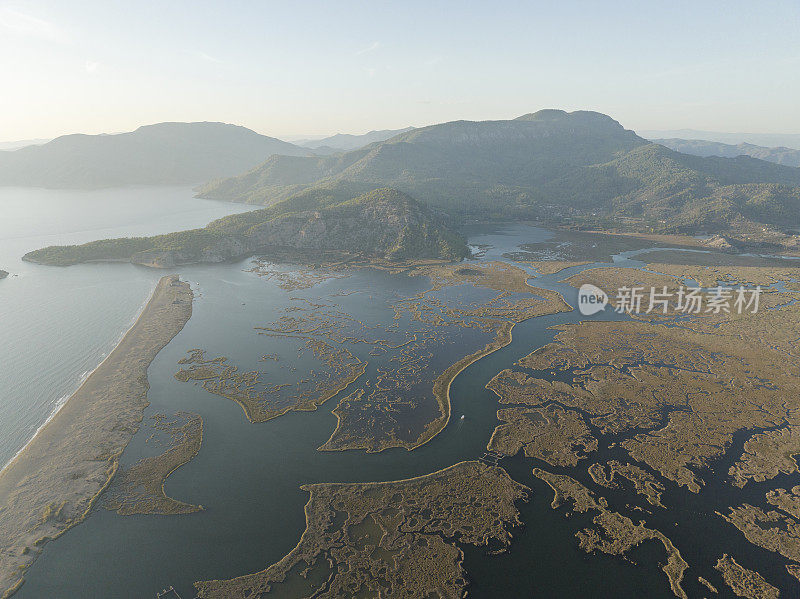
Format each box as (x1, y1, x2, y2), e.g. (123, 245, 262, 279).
(0, 275, 193, 597)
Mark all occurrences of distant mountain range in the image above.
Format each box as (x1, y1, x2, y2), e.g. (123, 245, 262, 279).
(199, 109, 800, 235)
(0, 122, 311, 188)
(640, 129, 800, 151)
(10, 111, 800, 252)
(296, 127, 414, 152)
(653, 139, 800, 168)
(0, 139, 50, 151)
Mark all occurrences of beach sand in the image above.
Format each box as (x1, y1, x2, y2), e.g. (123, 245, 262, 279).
(0, 275, 193, 598)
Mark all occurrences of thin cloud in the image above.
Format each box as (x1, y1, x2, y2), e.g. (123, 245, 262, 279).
(0, 7, 65, 42)
(196, 51, 223, 64)
(355, 41, 380, 56)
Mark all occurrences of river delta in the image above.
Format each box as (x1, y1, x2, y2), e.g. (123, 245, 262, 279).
(9, 223, 800, 598)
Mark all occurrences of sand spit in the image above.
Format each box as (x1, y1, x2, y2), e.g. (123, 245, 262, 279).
(0, 275, 193, 598)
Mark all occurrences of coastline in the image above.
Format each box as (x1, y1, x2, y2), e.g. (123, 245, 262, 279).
(0, 275, 193, 598)
(0, 289, 156, 475)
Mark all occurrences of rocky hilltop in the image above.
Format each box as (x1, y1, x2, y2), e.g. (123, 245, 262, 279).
(24, 188, 468, 267)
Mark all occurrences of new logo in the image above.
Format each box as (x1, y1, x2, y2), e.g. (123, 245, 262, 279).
(577, 284, 608, 315)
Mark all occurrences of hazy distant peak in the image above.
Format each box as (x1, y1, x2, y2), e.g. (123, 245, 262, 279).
(132, 121, 257, 134)
(0, 121, 311, 188)
(654, 137, 800, 168)
(515, 109, 627, 130)
(299, 127, 415, 151)
(0, 139, 50, 151)
(514, 109, 569, 120)
(640, 129, 800, 151)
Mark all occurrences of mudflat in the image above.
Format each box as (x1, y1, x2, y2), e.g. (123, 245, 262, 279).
(0, 275, 193, 598)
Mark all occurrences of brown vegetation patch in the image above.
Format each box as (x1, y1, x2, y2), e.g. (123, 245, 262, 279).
(103, 412, 203, 516)
(175, 347, 366, 423)
(488, 404, 597, 467)
(714, 554, 780, 599)
(729, 425, 800, 488)
(194, 461, 527, 599)
(588, 461, 666, 508)
(523, 260, 591, 276)
(532, 468, 688, 599)
(720, 485, 800, 562)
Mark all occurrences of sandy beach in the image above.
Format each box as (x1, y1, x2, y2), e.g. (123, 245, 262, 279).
(0, 275, 193, 598)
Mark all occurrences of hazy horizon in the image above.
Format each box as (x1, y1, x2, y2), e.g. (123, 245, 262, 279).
(6, 116, 800, 150)
(2, 0, 799, 141)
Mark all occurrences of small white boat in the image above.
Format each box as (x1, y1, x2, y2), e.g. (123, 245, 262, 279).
(460, 414, 465, 420)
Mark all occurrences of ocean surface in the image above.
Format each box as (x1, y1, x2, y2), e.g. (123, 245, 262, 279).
(0, 187, 255, 469)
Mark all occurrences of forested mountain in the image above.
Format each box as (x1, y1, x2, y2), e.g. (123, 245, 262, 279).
(0, 122, 311, 188)
(653, 139, 800, 168)
(199, 110, 800, 234)
(24, 188, 467, 267)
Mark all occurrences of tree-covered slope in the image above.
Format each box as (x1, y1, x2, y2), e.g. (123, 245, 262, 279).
(198, 110, 800, 234)
(0, 122, 312, 188)
(24, 188, 467, 267)
(198, 110, 646, 210)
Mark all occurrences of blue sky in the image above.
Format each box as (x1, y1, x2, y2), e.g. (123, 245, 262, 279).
(1, 0, 799, 139)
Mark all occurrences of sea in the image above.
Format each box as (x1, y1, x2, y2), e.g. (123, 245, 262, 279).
(0, 186, 255, 470)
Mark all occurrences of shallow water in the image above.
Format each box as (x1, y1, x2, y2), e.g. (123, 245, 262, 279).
(0, 187, 254, 468)
(11, 221, 800, 598)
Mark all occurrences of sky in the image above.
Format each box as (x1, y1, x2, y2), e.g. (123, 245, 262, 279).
(1, 0, 799, 141)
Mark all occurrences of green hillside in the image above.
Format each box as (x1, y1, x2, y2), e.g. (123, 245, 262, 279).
(24, 188, 467, 267)
(199, 110, 800, 234)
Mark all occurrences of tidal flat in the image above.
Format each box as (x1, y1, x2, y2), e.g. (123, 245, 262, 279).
(12, 224, 800, 598)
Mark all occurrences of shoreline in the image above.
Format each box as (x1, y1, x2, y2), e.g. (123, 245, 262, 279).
(0, 275, 193, 598)
(0, 289, 156, 475)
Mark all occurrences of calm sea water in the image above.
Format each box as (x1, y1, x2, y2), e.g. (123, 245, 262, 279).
(0, 187, 255, 468)
(5, 210, 797, 598)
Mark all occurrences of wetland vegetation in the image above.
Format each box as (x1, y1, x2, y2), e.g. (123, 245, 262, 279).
(9, 224, 800, 599)
(103, 411, 204, 516)
(195, 461, 527, 598)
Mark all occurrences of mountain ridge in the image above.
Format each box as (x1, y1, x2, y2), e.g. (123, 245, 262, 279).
(0, 122, 312, 189)
(640, 129, 800, 151)
(199, 110, 800, 236)
(653, 138, 800, 168)
(298, 127, 415, 151)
